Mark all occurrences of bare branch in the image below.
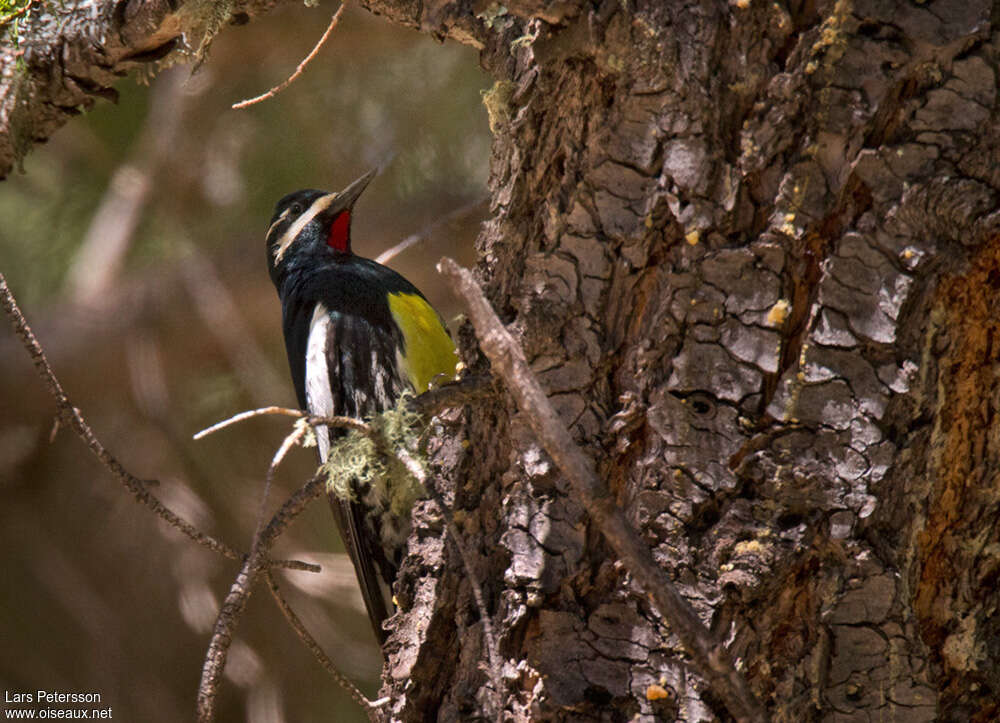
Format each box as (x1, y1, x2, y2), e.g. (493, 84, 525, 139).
(197, 474, 326, 722)
(194, 406, 304, 438)
(196, 407, 380, 720)
(375, 196, 488, 266)
(252, 421, 309, 549)
(1, 272, 241, 562)
(438, 258, 767, 723)
(271, 558, 322, 573)
(265, 570, 388, 721)
(231, 2, 348, 110)
(0, 0, 37, 30)
(193, 406, 369, 440)
(1, 272, 320, 575)
(194, 377, 491, 441)
(189, 363, 496, 720)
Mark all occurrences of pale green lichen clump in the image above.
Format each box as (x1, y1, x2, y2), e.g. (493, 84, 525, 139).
(322, 392, 426, 517)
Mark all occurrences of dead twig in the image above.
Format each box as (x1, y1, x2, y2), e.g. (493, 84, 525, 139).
(265, 570, 389, 721)
(438, 258, 768, 723)
(194, 406, 303, 439)
(231, 2, 347, 110)
(375, 196, 488, 266)
(197, 409, 385, 718)
(0, 272, 319, 574)
(269, 557, 320, 572)
(0, 0, 37, 30)
(197, 474, 326, 722)
(1, 272, 239, 561)
(193, 377, 492, 442)
(197, 399, 384, 720)
(252, 421, 309, 549)
(193, 405, 369, 440)
(192, 370, 495, 720)
(234, 418, 384, 720)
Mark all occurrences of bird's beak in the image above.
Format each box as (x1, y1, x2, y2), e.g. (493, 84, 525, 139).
(271, 170, 379, 264)
(335, 168, 377, 210)
(313, 168, 377, 226)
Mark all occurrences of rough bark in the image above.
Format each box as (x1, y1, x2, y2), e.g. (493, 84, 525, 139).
(6, 0, 1000, 721)
(368, 1, 1000, 721)
(0, 0, 281, 177)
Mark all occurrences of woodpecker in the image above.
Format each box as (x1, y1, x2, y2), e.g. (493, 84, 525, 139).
(265, 169, 458, 645)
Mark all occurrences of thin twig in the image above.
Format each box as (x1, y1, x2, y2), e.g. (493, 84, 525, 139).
(193, 406, 304, 439)
(0, 0, 37, 30)
(231, 2, 347, 110)
(375, 196, 488, 266)
(438, 258, 768, 723)
(191, 374, 495, 720)
(193, 378, 491, 441)
(395, 449, 503, 723)
(197, 407, 383, 721)
(197, 475, 326, 722)
(0, 272, 239, 561)
(193, 406, 369, 440)
(252, 422, 308, 547)
(271, 557, 321, 573)
(0, 272, 320, 575)
(265, 570, 388, 721)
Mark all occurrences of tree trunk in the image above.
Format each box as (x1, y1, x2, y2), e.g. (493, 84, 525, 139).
(6, 0, 1000, 721)
(367, 1, 1000, 721)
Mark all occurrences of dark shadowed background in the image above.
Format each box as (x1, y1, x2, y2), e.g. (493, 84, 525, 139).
(0, 3, 488, 720)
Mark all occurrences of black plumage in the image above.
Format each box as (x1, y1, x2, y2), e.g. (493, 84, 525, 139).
(264, 172, 456, 646)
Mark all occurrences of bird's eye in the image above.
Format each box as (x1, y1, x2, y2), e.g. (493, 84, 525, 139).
(290, 203, 304, 215)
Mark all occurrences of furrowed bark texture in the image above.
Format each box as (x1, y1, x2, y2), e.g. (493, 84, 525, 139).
(363, 1, 1000, 721)
(0, 0, 283, 178)
(8, 0, 1000, 721)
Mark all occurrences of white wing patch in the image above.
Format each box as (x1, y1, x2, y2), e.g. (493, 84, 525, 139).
(305, 303, 335, 462)
(375, 348, 397, 408)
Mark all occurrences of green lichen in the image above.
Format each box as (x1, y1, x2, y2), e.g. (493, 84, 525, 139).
(0, 0, 31, 23)
(0, 0, 31, 48)
(0, 0, 28, 13)
(295, 416, 317, 448)
(175, 0, 236, 68)
(321, 393, 426, 517)
(173, 0, 318, 70)
(481, 80, 515, 135)
(509, 25, 538, 51)
(477, 3, 509, 31)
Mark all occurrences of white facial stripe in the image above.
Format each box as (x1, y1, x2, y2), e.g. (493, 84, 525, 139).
(265, 207, 292, 244)
(272, 193, 339, 263)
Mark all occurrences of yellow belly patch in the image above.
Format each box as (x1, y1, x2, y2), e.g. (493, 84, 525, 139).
(387, 292, 459, 393)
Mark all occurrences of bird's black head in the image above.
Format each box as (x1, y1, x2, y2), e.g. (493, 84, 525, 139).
(265, 169, 376, 287)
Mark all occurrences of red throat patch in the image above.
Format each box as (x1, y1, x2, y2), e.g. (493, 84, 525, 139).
(328, 211, 351, 253)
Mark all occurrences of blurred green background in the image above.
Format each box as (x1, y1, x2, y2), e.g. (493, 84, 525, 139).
(0, 3, 489, 720)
